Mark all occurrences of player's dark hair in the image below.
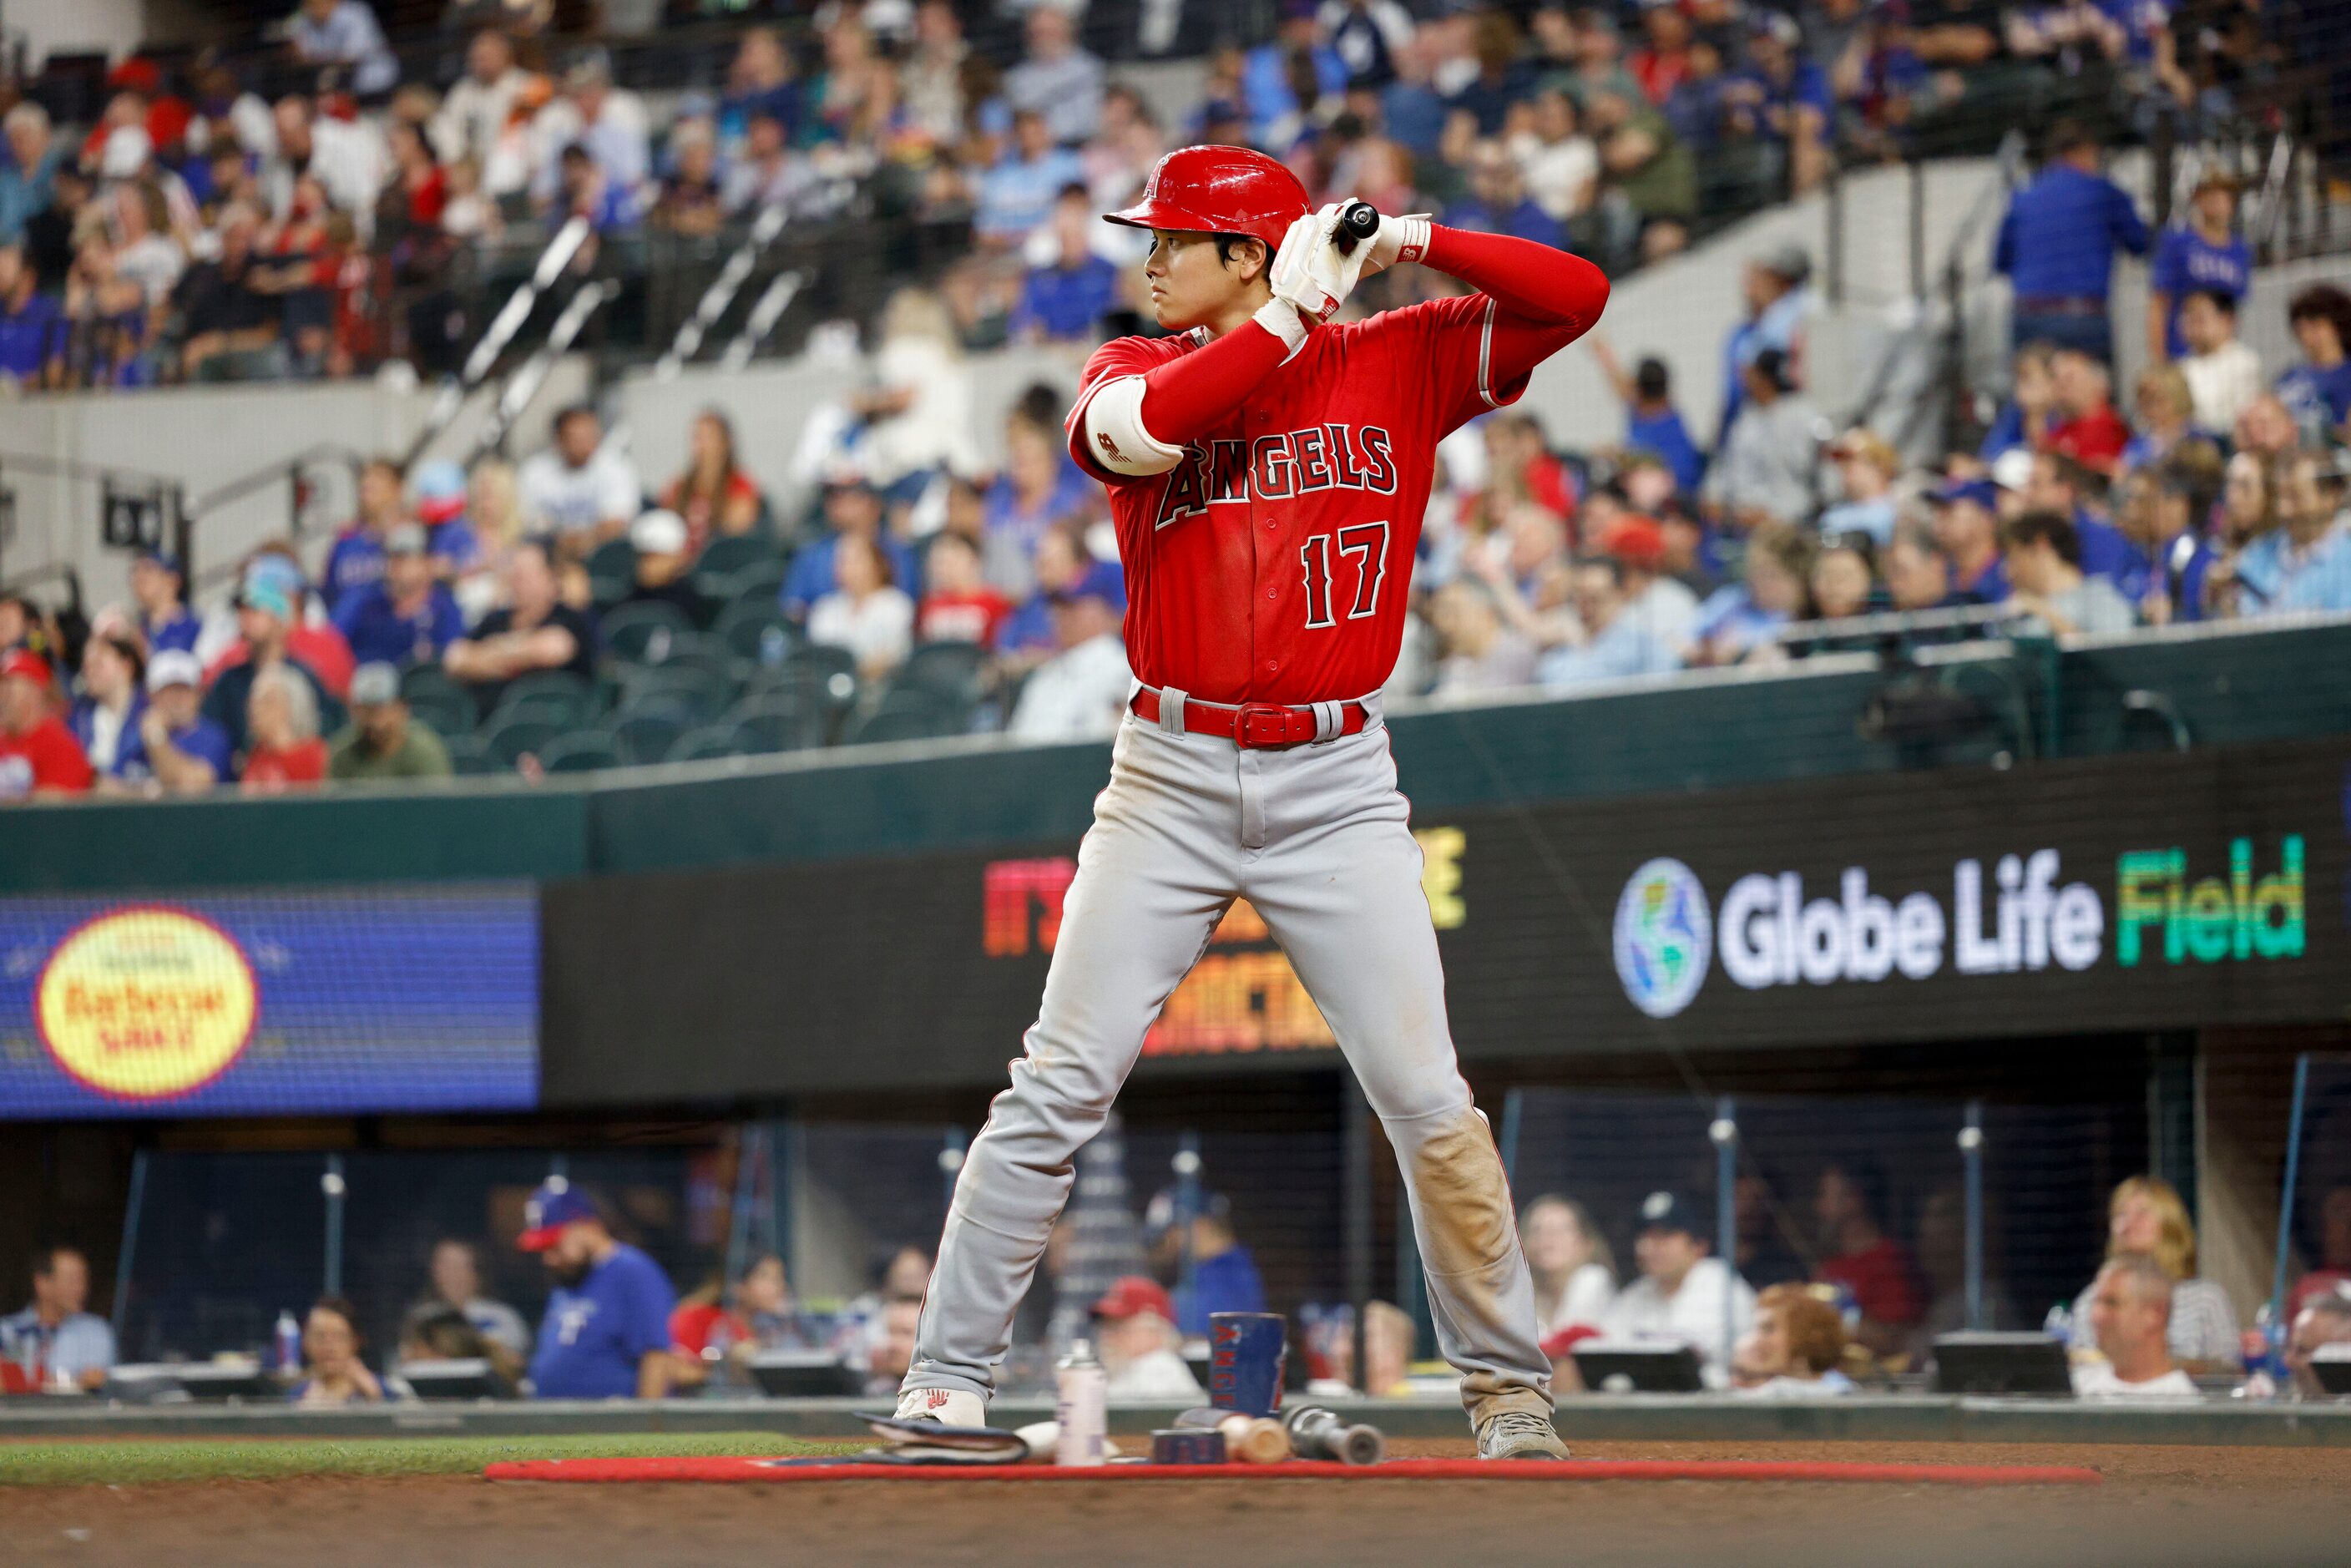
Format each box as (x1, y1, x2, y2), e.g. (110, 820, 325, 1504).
(1213, 234, 1268, 272)
(2004, 508, 2082, 566)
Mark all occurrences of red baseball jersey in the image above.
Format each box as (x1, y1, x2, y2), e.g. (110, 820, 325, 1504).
(1066, 295, 1582, 704)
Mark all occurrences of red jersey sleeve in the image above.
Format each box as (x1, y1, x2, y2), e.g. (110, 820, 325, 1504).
(1380, 226, 1610, 436)
(1064, 335, 1188, 484)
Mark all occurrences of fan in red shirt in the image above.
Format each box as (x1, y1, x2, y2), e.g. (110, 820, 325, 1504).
(238, 664, 331, 793)
(2040, 347, 2131, 474)
(915, 532, 1015, 648)
(1812, 1160, 1924, 1356)
(0, 651, 95, 800)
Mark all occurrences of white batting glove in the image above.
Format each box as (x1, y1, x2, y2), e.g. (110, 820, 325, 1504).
(1267, 210, 1342, 322)
(1300, 201, 1374, 316)
(1363, 212, 1433, 278)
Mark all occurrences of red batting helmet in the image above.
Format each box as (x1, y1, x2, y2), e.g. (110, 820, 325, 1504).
(1105, 145, 1310, 254)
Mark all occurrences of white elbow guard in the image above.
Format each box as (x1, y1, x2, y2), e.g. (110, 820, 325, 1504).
(1081, 376, 1185, 477)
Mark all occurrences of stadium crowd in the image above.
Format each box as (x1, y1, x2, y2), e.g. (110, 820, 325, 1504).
(14, 1165, 2351, 1404)
(0, 2, 2342, 791)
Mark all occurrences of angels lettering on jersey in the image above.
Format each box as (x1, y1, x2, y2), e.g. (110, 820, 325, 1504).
(1150, 422, 1400, 530)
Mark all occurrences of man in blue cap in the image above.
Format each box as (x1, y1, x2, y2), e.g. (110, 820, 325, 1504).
(515, 1178, 680, 1400)
(1929, 477, 2009, 605)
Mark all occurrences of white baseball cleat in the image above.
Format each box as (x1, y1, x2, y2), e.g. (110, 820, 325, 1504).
(893, 1386, 988, 1429)
(1474, 1408, 1570, 1460)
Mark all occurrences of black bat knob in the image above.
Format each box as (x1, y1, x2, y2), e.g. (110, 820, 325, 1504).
(1332, 201, 1380, 256)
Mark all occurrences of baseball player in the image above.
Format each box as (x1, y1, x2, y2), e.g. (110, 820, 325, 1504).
(897, 146, 1608, 1459)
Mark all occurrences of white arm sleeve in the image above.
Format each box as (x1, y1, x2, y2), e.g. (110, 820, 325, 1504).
(1079, 375, 1186, 478)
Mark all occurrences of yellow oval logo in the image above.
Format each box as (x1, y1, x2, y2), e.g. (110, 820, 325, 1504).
(37, 908, 258, 1100)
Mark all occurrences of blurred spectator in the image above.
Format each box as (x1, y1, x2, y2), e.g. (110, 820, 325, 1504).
(433, 28, 528, 166)
(1428, 578, 1538, 695)
(136, 651, 232, 794)
(719, 26, 801, 148)
(1731, 1282, 1853, 1396)
(916, 531, 1014, 648)
(1689, 520, 1813, 664)
(1005, 7, 1106, 147)
(1147, 1188, 1265, 1338)
(263, 96, 387, 220)
(1809, 531, 1878, 620)
(445, 540, 598, 710)
(202, 580, 344, 761)
(1090, 1275, 1206, 1401)
(0, 245, 62, 388)
(400, 1238, 529, 1376)
(0, 104, 63, 246)
(2119, 458, 2219, 625)
(2002, 508, 2136, 635)
(1726, 11, 1832, 196)
(1734, 1171, 1809, 1289)
(0, 651, 94, 800)
(411, 460, 480, 579)
(856, 289, 980, 495)
(619, 510, 706, 623)
(998, 523, 1097, 661)
(518, 1178, 679, 1399)
(1591, 336, 1704, 496)
(1994, 121, 2147, 362)
(518, 404, 642, 549)
(1812, 1160, 1923, 1356)
(1447, 139, 1568, 249)
(865, 1296, 923, 1398)
(976, 109, 1084, 248)
(900, 5, 968, 146)
(2285, 1292, 2351, 1400)
(1703, 348, 1826, 529)
(334, 524, 463, 667)
(2175, 289, 2261, 436)
(650, 120, 723, 239)
(323, 457, 412, 616)
(2277, 285, 2351, 447)
(2146, 171, 2248, 364)
(1720, 245, 1813, 439)
(807, 534, 915, 684)
(1013, 186, 1120, 343)
(1522, 1195, 1615, 1339)
(1598, 1190, 1757, 1376)
(1929, 478, 2009, 604)
(129, 550, 199, 655)
(2067, 1176, 2240, 1370)
(173, 208, 280, 382)
(720, 110, 812, 220)
(1539, 554, 1677, 688)
(782, 480, 917, 620)
(1008, 561, 1130, 742)
(68, 633, 150, 790)
(2072, 1256, 2199, 1399)
(288, 0, 397, 99)
(534, 52, 650, 207)
(241, 664, 331, 792)
(1, 1247, 114, 1391)
(2122, 363, 2201, 475)
(2227, 450, 2347, 616)
(290, 1296, 392, 1406)
(1508, 88, 1598, 228)
(1605, 513, 1701, 651)
(1819, 430, 1900, 544)
(670, 1252, 805, 1385)
(2286, 1190, 2351, 1319)
(329, 660, 453, 781)
(660, 409, 764, 551)
(2018, 450, 2141, 594)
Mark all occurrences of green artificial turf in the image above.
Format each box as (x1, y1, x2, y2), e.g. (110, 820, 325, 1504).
(0, 1430, 852, 1486)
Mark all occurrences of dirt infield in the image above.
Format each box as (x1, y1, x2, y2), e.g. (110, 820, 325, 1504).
(11, 1440, 2350, 1567)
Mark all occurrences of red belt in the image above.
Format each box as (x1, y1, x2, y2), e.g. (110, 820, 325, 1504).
(1130, 688, 1373, 750)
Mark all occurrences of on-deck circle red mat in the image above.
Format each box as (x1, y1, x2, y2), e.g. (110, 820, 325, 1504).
(483, 1456, 2105, 1486)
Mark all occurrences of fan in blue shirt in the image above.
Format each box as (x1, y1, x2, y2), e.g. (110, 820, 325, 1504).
(1011, 188, 1121, 344)
(1149, 1188, 1267, 1340)
(1995, 126, 2149, 357)
(332, 527, 465, 668)
(2147, 177, 2251, 361)
(519, 1180, 680, 1400)
(2276, 283, 2351, 444)
(1443, 144, 1570, 250)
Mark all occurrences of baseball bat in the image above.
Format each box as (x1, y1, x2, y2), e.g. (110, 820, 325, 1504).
(1331, 200, 1381, 257)
(1282, 1405, 1385, 1466)
(1173, 1407, 1292, 1464)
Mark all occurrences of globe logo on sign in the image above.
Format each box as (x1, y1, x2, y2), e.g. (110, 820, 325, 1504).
(1613, 858, 1711, 1019)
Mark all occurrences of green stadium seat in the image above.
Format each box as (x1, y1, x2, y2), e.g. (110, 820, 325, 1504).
(440, 732, 495, 776)
(608, 701, 696, 765)
(619, 663, 733, 723)
(479, 713, 565, 771)
(404, 686, 479, 741)
(715, 598, 796, 670)
(586, 537, 639, 607)
(843, 688, 968, 746)
(667, 725, 746, 764)
(726, 694, 825, 755)
(488, 670, 599, 731)
(690, 533, 781, 598)
(719, 558, 789, 608)
(785, 643, 859, 715)
(894, 640, 988, 706)
(600, 600, 699, 665)
(536, 732, 622, 774)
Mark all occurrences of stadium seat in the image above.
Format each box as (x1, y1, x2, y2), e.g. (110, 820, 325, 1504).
(717, 557, 790, 608)
(893, 641, 988, 706)
(600, 601, 697, 665)
(666, 725, 746, 764)
(785, 643, 860, 715)
(608, 701, 696, 766)
(842, 689, 969, 746)
(690, 534, 781, 603)
(619, 663, 733, 723)
(586, 537, 639, 608)
(488, 670, 599, 731)
(479, 713, 565, 771)
(535, 732, 622, 774)
(715, 598, 796, 670)
(439, 732, 495, 776)
(403, 686, 479, 742)
(726, 695, 825, 755)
